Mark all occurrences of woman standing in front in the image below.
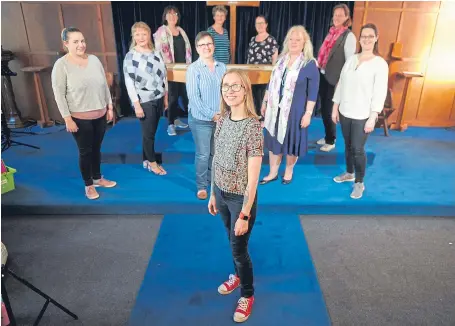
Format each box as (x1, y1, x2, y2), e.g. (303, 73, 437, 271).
(317, 4, 356, 152)
(154, 5, 191, 136)
(186, 31, 227, 200)
(123, 22, 168, 176)
(332, 23, 388, 199)
(51, 27, 116, 200)
(208, 70, 263, 323)
(260, 25, 319, 185)
(247, 15, 279, 115)
(207, 5, 231, 64)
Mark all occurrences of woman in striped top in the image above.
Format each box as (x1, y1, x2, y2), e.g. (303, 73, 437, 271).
(207, 5, 231, 64)
(123, 22, 168, 176)
(186, 31, 227, 200)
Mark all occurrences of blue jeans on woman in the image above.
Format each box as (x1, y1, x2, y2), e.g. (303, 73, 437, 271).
(188, 112, 216, 191)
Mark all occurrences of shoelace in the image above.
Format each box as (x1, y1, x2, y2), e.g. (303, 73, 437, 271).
(237, 297, 249, 311)
(226, 274, 238, 286)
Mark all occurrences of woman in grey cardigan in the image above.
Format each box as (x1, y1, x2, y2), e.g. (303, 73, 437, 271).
(51, 27, 116, 200)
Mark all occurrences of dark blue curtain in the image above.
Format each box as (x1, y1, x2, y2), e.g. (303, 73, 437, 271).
(112, 1, 353, 115)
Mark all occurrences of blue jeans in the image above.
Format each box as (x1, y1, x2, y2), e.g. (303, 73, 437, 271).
(214, 185, 257, 298)
(188, 113, 216, 191)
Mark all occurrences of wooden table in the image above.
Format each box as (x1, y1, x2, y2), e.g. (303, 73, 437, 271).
(392, 71, 424, 131)
(166, 63, 273, 85)
(21, 66, 54, 127)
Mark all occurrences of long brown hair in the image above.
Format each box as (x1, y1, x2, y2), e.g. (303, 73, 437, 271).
(360, 23, 380, 56)
(219, 70, 259, 119)
(129, 21, 154, 51)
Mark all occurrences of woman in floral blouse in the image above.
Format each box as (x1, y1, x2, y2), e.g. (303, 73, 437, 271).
(246, 15, 279, 115)
(153, 5, 192, 136)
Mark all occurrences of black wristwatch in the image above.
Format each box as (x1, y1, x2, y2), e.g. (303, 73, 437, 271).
(239, 212, 250, 221)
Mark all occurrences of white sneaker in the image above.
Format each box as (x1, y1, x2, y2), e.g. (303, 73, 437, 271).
(316, 138, 326, 145)
(333, 172, 355, 183)
(351, 182, 365, 199)
(320, 143, 335, 152)
(167, 124, 177, 136)
(174, 119, 188, 129)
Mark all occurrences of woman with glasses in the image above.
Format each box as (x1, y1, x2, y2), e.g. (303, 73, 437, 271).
(207, 5, 231, 64)
(153, 5, 191, 136)
(332, 23, 388, 199)
(208, 70, 263, 323)
(260, 25, 319, 185)
(247, 15, 279, 115)
(317, 4, 356, 152)
(186, 31, 227, 200)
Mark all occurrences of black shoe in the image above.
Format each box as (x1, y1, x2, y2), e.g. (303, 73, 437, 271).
(282, 178, 292, 185)
(259, 175, 278, 185)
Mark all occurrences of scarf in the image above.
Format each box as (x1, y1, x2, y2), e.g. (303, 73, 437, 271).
(317, 26, 348, 69)
(153, 25, 192, 64)
(264, 53, 307, 144)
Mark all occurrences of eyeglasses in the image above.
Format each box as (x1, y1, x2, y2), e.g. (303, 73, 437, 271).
(360, 35, 376, 40)
(221, 84, 244, 93)
(167, 12, 178, 17)
(197, 43, 213, 48)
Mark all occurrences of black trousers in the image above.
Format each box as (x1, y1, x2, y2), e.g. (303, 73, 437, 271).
(252, 84, 267, 116)
(215, 185, 257, 298)
(140, 98, 163, 163)
(168, 81, 188, 124)
(339, 113, 369, 183)
(72, 114, 107, 186)
(319, 73, 337, 145)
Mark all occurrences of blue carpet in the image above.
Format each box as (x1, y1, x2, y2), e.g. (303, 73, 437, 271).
(129, 214, 330, 326)
(2, 117, 454, 216)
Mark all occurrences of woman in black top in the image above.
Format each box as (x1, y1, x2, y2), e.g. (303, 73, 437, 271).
(153, 5, 192, 136)
(246, 15, 279, 116)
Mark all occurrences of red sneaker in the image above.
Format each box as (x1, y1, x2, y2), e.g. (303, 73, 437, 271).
(234, 296, 254, 323)
(217, 274, 240, 295)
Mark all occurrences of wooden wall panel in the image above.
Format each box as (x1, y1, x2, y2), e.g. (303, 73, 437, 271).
(397, 12, 437, 59)
(22, 3, 62, 53)
(1, 1, 117, 122)
(353, 1, 455, 128)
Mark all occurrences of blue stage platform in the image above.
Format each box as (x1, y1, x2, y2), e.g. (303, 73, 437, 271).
(1, 117, 454, 216)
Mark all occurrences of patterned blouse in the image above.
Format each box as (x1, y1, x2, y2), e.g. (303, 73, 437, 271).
(213, 114, 264, 195)
(247, 35, 279, 64)
(123, 49, 167, 103)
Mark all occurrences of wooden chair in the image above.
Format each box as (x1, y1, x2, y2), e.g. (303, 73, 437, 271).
(378, 88, 394, 136)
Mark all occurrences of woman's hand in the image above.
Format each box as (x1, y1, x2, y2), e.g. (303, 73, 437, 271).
(234, 217, 249, 236)
(134, 104, 145, 119)
(208, 195, 217, 216)
(164, 93, 169, 111)
(300, 112, 311, 128)
(64, 117, 78, 133)
(332, 108, 339, 124)
(364, 117, 376, 133)
(106, 108, 114, 122)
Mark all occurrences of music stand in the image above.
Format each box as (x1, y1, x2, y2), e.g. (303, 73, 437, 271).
(1, 243, 78, 325)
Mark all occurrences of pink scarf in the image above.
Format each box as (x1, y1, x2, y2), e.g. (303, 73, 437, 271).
(317, 26, 348, 69)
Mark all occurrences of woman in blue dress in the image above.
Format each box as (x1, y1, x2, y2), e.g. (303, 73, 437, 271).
(260, 25, 319, 185)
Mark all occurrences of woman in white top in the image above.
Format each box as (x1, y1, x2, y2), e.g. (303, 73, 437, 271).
(331, 23, 388, 199)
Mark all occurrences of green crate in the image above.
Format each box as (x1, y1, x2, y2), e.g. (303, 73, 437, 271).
(1, 167, 16, 194)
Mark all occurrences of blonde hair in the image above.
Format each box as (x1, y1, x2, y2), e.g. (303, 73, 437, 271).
(212, 5, 228, 17)
(129, 21, 154, 51)
(219, 70, 259, 119)
(280, 25, 314, 63)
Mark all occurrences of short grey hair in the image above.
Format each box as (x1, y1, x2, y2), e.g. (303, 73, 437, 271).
(212, 5, 227, 17)
(195, 31, 214, 46)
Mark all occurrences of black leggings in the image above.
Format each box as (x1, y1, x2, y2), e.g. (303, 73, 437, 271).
(140, 99, 163, 163)
(167, 81, 188, 125)
(339, 113, 369, 183)
(72, 114, 107, 186)
(319, 73, 337, 145)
